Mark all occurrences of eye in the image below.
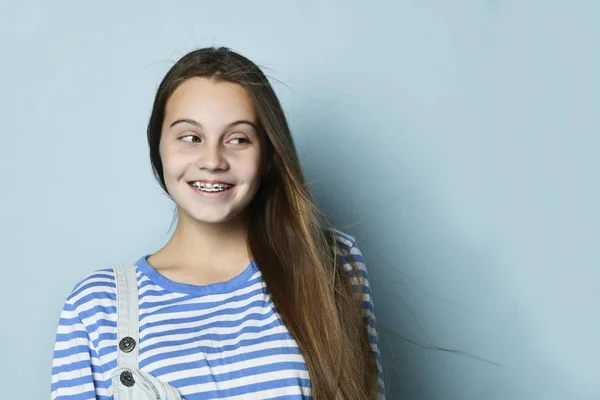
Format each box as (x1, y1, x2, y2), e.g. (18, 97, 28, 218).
(230, 137, 249, 145)
(180, 135, 200, 143)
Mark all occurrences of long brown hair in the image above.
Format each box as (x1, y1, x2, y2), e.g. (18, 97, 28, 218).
(146, 47, 378, 399)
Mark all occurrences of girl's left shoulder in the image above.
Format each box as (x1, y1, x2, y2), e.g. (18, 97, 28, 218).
(329, 228, 371, 280)
(329, 227, 357, 250)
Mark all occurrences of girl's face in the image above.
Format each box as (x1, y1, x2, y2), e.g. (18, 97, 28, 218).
(159, 77, 268, 227)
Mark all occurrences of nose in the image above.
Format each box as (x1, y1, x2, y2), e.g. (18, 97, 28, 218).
(195, 142, 229, 171)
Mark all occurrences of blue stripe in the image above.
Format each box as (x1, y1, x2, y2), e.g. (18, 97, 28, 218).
(175, 361, 307, 385)
(71, 278, 115, 300)
(51, 375, 92, 391)
(140, 297, 274, 331)
(139, 317, 283, 354)
(140, 310, 277, 344)
(140, 331, 293, 368)
(139, 285, 266, 314)
(55, 330, 88, 342)
(151, 345, 303, 377)
(56, 316, 83, 328)
(53, 390, 98, 400)
(51, 360, 92, 376)
(73, 292, 116, 312)
(53, 345, 91, 359)
(179, 378, 311, 399)
(86, 318, 117, 336)
(333, 229, 355, 244)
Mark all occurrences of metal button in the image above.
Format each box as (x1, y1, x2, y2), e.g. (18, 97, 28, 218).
(119, 336, 136, 353)
(120, 370, 135, 387)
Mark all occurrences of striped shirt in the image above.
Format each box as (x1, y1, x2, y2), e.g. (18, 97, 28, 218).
(51, 230, 385, 399)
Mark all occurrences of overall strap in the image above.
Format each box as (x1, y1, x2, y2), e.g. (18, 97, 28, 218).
(114, 264, 140, 368)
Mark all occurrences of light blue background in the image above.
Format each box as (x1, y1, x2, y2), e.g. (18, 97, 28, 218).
(1, 1, 598, 399)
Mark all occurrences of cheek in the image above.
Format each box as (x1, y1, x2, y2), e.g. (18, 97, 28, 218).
(239, 155, 263, 181)
(160, 143, 186, 174)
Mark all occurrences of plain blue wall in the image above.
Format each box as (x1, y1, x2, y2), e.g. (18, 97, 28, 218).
(1, 1, 598, 399)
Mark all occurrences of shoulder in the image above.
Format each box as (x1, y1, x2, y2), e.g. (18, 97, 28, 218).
(329, 228, 357, 250)
(328, 228, 370, 280)
(63, 267, 118, 315)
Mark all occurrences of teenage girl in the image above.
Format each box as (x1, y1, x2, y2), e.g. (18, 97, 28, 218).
(51, 47, 385, 400)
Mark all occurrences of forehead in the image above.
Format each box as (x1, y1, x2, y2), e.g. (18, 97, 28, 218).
(164, 77, 257, 123)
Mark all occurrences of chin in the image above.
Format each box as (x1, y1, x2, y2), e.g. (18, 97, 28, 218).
(180, 205, 247, 226)
(183, 209, 232, 224)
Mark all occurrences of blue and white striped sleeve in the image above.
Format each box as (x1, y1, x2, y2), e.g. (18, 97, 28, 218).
(348, 238, 386, 399)
(51, 297, 99, 400)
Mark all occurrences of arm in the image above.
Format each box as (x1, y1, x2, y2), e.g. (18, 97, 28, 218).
(349, 239, 386, 399)
(51, 299, 101, 400)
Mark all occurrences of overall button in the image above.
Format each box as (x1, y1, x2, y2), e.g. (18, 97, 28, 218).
(119, 336, 136, 353)
(120, 370, 135, 387)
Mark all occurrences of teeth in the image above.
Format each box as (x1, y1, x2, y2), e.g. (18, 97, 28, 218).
(190, 182, 232, 191)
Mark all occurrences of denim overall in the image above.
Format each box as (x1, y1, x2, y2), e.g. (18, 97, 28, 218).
(110, 264, 182, 400)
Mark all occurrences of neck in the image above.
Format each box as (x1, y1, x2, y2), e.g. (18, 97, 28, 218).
(151, 208, 252, 273)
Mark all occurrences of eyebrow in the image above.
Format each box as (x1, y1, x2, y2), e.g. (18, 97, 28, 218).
(169, 118, 258, 131)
